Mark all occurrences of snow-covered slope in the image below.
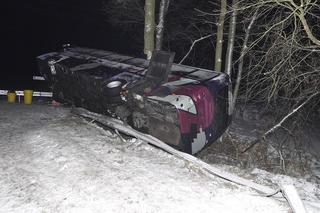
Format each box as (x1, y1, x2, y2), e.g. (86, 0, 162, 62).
(0, 101, 308, 212)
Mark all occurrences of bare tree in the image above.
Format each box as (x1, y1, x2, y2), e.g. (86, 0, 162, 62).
(144, 0, 156, 59)
(231, 10, 258, 114)
(103, 0, 173, 58)
(277, 0, 320, 46)
(155, 0, 170, 50)
(237, 0, 320, 106)
(225, 0, 238, 115)
(214, 0, 227, 72)
(224, 0, 237, 77)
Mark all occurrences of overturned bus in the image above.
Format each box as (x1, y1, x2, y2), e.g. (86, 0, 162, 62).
(37, 46, 231, 154)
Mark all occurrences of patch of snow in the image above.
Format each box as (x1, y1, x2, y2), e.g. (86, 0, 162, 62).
(0, 101, 291, 212)
(250, 168, 320, 202)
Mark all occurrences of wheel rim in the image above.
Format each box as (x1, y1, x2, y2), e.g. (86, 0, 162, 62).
(106, 81, 122, 88)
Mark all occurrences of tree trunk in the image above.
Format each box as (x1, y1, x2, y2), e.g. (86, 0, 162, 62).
(225, 0, 237, 76)
(144, 0, 156, 60)
(225, 0, 238, 115)
(231, 10, 258, 113)
(155, 0, 170, 51)
(214, 0, 227, 72)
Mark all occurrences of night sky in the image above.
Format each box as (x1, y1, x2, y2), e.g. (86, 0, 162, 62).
(3, 0, 139, 90)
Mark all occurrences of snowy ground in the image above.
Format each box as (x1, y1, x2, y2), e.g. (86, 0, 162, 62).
(0, 101, 318, 212)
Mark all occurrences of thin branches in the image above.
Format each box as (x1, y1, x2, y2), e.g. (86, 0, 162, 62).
(179, 34, 212, 64)
(242, 92, 320, 153)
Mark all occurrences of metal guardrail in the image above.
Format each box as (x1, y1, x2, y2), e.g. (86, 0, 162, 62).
(0, 90, 52, 97)
(0, 76, 52, 98)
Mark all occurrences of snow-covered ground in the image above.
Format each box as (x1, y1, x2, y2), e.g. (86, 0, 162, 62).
(0, 101, 318, 212)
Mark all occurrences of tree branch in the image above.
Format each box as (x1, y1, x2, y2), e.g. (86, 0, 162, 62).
(242, 91, 320, 153)
(178, 34, 213, 64)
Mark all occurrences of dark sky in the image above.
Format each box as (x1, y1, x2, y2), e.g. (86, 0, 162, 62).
(2, 0, 138, 90)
